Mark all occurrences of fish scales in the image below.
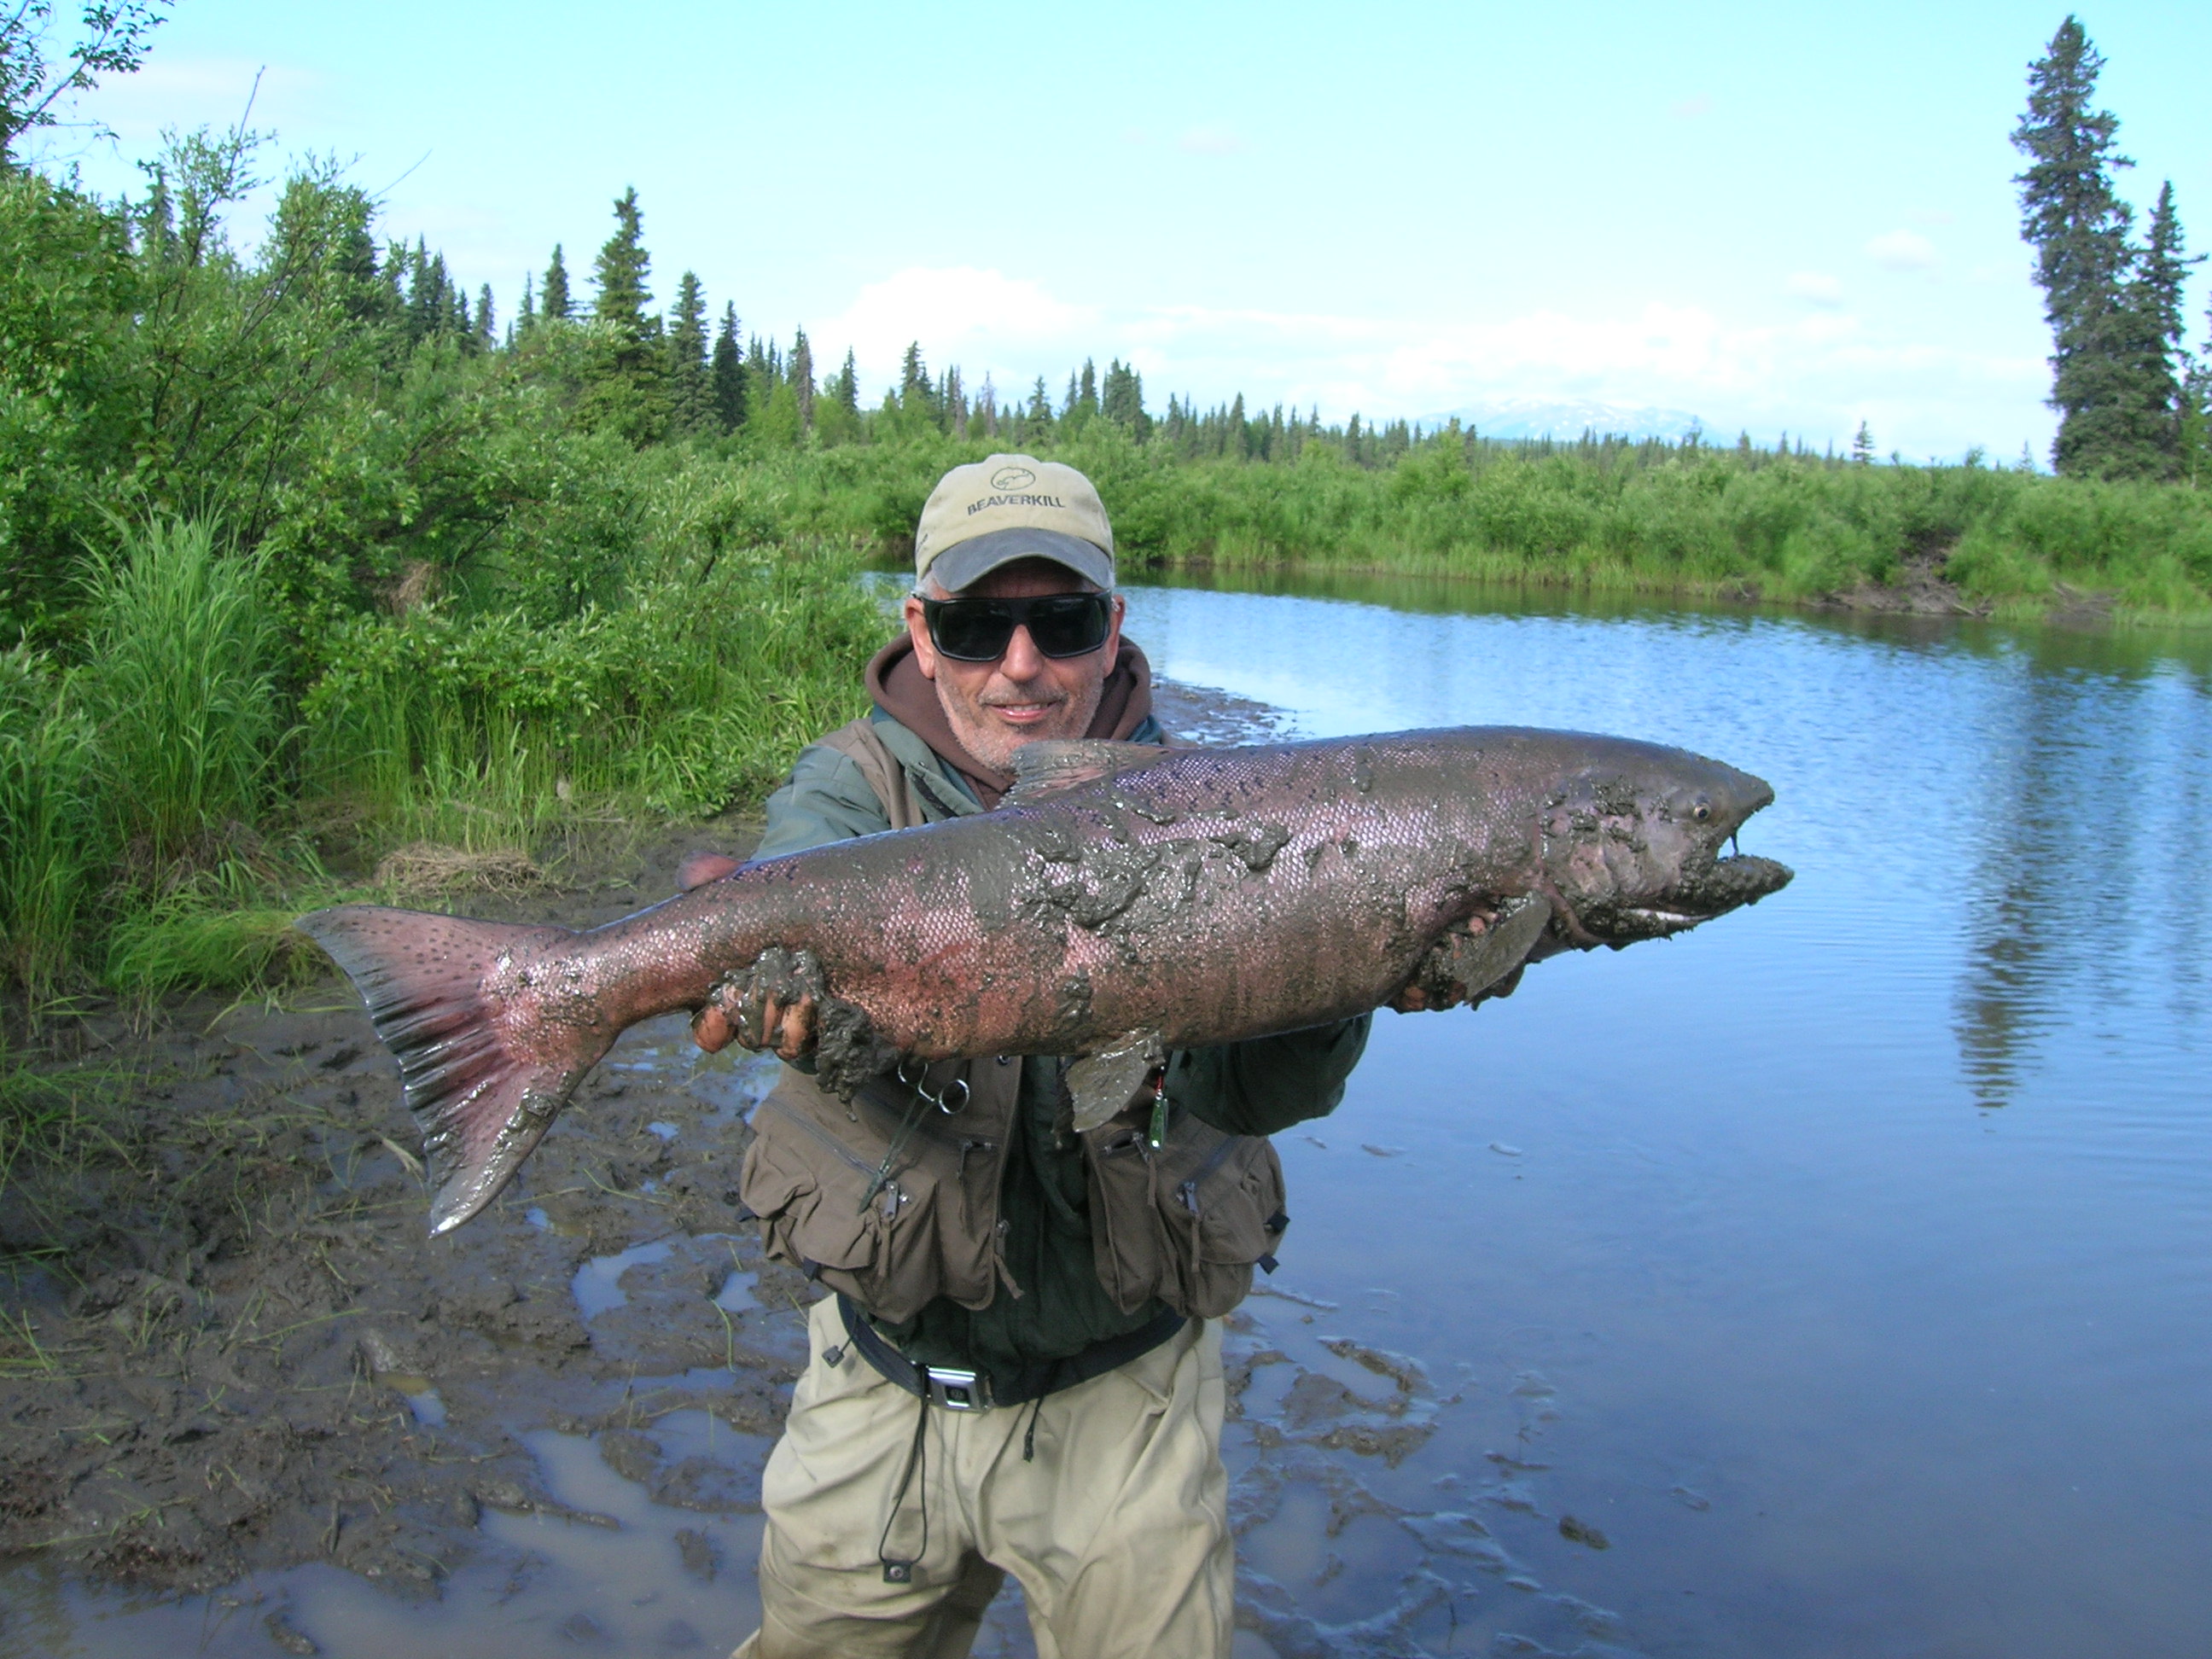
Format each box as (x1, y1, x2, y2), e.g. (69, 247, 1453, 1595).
(298, 726, 1792, 1232)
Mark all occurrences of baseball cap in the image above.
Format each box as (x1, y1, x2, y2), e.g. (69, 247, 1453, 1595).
(913, 454, 1115, 593)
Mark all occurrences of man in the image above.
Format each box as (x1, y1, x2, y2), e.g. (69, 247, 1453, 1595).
(691, 455, 1370, 1659)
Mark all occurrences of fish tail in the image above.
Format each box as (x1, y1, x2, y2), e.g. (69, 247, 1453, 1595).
(294, 904, 611, 1236)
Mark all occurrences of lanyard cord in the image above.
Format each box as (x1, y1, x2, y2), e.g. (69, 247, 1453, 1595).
(876, 1386, 932, 1583)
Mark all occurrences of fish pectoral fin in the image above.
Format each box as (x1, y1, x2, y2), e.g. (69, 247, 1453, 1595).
(1407, 895, 1555, 1010)
(1066, 1031, 1166, 1132)
(1004, 740, 1177, 807)
(1458, 894, 1554, 992)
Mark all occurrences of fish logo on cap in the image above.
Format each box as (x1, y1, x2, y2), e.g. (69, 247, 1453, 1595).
(988, 465, 1036, 492)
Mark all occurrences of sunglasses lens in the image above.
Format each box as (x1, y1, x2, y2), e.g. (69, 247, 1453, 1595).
(926, 596, 1110, 661)
(928, 604, 1015, 661)
(1025, 596, 1111, 657)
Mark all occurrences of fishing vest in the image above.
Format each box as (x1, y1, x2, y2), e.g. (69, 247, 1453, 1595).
(736, 717, 1289, 1326)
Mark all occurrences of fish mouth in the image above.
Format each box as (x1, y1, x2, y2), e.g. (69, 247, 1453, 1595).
(1612, 852, 1794, 939)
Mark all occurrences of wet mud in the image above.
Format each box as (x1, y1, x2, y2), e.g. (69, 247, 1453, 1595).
(1, 679, 1646, 1656)
(0, 818, 806, 1608)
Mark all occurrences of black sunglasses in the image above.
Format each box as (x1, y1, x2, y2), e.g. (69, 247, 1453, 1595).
(920, 593, 1114, 662)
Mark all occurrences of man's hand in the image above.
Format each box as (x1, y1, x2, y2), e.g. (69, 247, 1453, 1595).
(677, 851, 745, 892)
(1387, 963, 1523, 1013)
(690, 946, 824, 1062)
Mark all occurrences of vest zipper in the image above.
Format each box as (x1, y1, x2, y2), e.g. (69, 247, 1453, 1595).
(762, 1095, 902, 1217)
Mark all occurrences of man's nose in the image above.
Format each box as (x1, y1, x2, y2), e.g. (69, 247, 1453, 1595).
(998, 624, 1046, 678)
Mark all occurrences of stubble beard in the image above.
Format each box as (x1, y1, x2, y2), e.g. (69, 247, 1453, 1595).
(940, 676, 1106, 775)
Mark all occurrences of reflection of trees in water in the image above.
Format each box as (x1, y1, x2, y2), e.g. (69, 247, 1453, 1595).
(1954, 648, 2211, 1107)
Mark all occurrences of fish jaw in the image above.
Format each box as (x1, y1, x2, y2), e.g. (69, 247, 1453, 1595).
(1536, 748, 1791, 946)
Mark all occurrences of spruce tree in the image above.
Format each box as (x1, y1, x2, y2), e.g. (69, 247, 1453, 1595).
(2130, 181, 2201, 468)
(899, 342, 935, 424)
(710, 304, 746, 432)
(592, 188, 655, 357)
(2011, 16, 2161, 476)
(789, 327, 816, 429)
(474, 283, 496, 352)
(1852, 421, 1875, 464)
(404, 241, 437, 343)
(667, 271, 712, 434)
(837, 348, 860, 416)
(541, 244, 571, 320)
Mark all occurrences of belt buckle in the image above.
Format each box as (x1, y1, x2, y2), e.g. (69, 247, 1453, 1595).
(923, 1365, 991, 1412)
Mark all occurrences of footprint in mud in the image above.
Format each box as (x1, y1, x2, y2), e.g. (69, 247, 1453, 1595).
(1222, 1311, 1647, 1659)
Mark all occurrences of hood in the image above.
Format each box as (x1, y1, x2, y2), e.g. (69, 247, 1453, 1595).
(864, 632, 1155, 808)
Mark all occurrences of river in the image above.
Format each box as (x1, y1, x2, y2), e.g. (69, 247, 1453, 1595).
(12, 573, 2210, 1656)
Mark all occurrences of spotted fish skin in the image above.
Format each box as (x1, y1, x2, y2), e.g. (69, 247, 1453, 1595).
(298, 726, 1791, 1233)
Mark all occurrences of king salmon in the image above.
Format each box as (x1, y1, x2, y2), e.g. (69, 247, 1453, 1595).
(298, 728, 1792, 1234)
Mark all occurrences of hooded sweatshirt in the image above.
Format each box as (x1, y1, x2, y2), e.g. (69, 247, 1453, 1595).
(864, 632, 1155, 807)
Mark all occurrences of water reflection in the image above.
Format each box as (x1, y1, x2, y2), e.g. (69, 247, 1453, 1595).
(1954, 655, 2212, 1105)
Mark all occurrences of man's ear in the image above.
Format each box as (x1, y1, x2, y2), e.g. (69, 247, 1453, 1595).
(903, 594, 939, 681)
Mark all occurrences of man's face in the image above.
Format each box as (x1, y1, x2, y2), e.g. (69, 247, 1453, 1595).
(903, 557, 1126, 774)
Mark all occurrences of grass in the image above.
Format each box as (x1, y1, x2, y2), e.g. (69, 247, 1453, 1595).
(0, 646, 101, 1005)
(787, 432, 2212, 621)
(80, 519, 285, 875)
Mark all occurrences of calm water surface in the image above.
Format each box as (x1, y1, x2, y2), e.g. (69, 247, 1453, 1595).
(1126, 575, 2212, 1658)
(15, 574, 2210, 1658)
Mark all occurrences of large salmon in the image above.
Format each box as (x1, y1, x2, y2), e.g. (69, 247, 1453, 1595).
(299, 729, 1791, 1234)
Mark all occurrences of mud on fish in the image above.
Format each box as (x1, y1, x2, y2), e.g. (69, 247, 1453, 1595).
(297, 728, 1793, 1235)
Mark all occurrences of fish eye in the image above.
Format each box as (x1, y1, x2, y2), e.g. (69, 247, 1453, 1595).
(1691, 800, 1711, 822)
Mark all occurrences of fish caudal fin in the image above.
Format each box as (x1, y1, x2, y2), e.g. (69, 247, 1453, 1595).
(294, 904, 606, 1236)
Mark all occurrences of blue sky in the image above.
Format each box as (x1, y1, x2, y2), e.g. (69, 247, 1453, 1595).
(47, 0, 2212, 460)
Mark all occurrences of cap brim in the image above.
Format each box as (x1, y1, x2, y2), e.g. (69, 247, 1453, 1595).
(927, 527, 1114, 593)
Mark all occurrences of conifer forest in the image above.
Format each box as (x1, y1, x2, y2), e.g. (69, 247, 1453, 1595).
(2, 5, 2209, 1017)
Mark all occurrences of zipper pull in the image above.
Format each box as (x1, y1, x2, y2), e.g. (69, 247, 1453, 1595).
(1145, 1067, 1169, 1150)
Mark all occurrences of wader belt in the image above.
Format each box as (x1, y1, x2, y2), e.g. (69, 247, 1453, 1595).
(835, 1293, 1188, 1411)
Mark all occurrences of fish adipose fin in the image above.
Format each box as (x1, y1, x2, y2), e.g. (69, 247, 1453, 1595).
(1066, 1030, 1167, 1132)
(294, 905, 608, 1236)
(1004, 740, 1176, 807)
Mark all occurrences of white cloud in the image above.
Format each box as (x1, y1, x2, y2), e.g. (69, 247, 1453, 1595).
(1175, 125, 1243, 156)
(1786, 271, 1845, 306)
(814, 267, 1097, 387)
(801, 266, 2046, 457)
(1670, 94, 1713, 119)
(71, 58, 327, 145)
(1866, 229, 1940, 271)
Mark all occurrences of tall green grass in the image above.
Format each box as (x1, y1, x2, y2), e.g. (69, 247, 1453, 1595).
(785, 433, 2212, 619)
(300, 462, 884, 850)
(79, 519, 285, 874)
(0, 647, 101, 1004)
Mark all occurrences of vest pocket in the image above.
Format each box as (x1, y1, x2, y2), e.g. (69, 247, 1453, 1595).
(1082, 1114, 1289, 1320)
(738, 1074, 998, 1324)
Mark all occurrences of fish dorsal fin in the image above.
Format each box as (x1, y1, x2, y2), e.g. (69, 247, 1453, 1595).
(1004, 740, 1175, 807)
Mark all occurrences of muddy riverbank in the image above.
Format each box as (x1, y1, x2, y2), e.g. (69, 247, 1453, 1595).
(0, 813, 807, 1605)
(0, 678, 1313, 1637)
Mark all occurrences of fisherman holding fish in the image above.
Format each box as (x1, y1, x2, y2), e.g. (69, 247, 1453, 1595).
(691, 457, 1371, 1658)
(300, 461, 1790, 1657)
